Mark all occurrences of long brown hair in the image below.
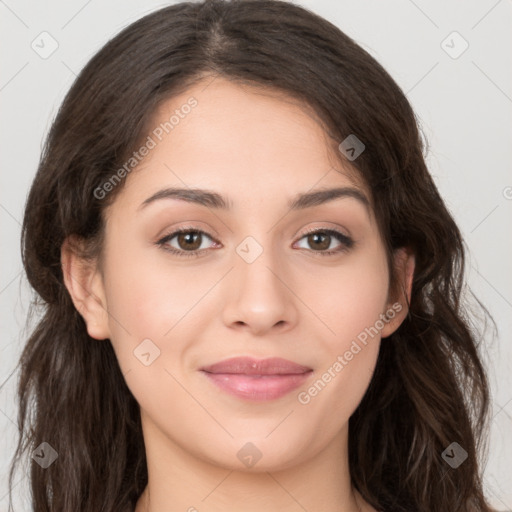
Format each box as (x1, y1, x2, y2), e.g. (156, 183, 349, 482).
(5, 0, 495, 510)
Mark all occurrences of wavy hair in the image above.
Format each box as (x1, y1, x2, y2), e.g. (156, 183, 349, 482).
(5, 0, 495, 510)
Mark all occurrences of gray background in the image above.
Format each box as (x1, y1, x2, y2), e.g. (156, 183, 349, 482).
(1, 0, 511, 510)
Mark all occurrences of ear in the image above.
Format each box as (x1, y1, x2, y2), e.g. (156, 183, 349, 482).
(380, 246, 415, 339)
(60, 235, 111, 340)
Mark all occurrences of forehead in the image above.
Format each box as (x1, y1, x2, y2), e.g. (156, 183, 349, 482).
(112, 77, 370, 212)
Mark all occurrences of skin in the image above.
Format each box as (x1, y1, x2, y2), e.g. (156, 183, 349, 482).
(62, 76, 415, 512)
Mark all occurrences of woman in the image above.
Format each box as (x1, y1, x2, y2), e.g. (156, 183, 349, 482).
(8, 0, 495, 510)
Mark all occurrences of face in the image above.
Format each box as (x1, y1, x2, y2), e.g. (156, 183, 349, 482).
(66, 77, 411, 472)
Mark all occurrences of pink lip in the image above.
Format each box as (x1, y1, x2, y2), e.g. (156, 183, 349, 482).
(200, 357, 313, 401)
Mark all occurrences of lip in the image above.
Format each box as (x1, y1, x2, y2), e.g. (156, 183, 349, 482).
(199, 357, 313, 401)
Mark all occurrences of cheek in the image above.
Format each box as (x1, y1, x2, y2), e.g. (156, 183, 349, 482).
(305, 247, 389, 345)
(103, 230, 198, 327)
(101, 238, 219, 371)
(297, 250, 388, 414)
(101, 250, 206, 413)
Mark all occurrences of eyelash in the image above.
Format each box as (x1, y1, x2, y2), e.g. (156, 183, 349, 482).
(156, 226, 354, 258)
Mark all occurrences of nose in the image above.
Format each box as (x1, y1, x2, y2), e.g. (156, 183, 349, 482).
(221, 242, 299, 336)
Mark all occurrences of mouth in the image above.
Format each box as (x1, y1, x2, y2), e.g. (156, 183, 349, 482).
(199, 356, 313, 401)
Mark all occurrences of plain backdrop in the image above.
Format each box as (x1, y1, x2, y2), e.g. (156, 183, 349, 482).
(1, 0, 511, 510)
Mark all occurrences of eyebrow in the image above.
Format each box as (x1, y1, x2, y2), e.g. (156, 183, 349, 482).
(138, 186, 370, 212)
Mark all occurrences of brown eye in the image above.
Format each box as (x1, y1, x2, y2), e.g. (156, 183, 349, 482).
(176, 231, 203, 251)
(157, 228, 218, 258)
(295, 228, 354, 256)
(307, 232, 331, 251)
